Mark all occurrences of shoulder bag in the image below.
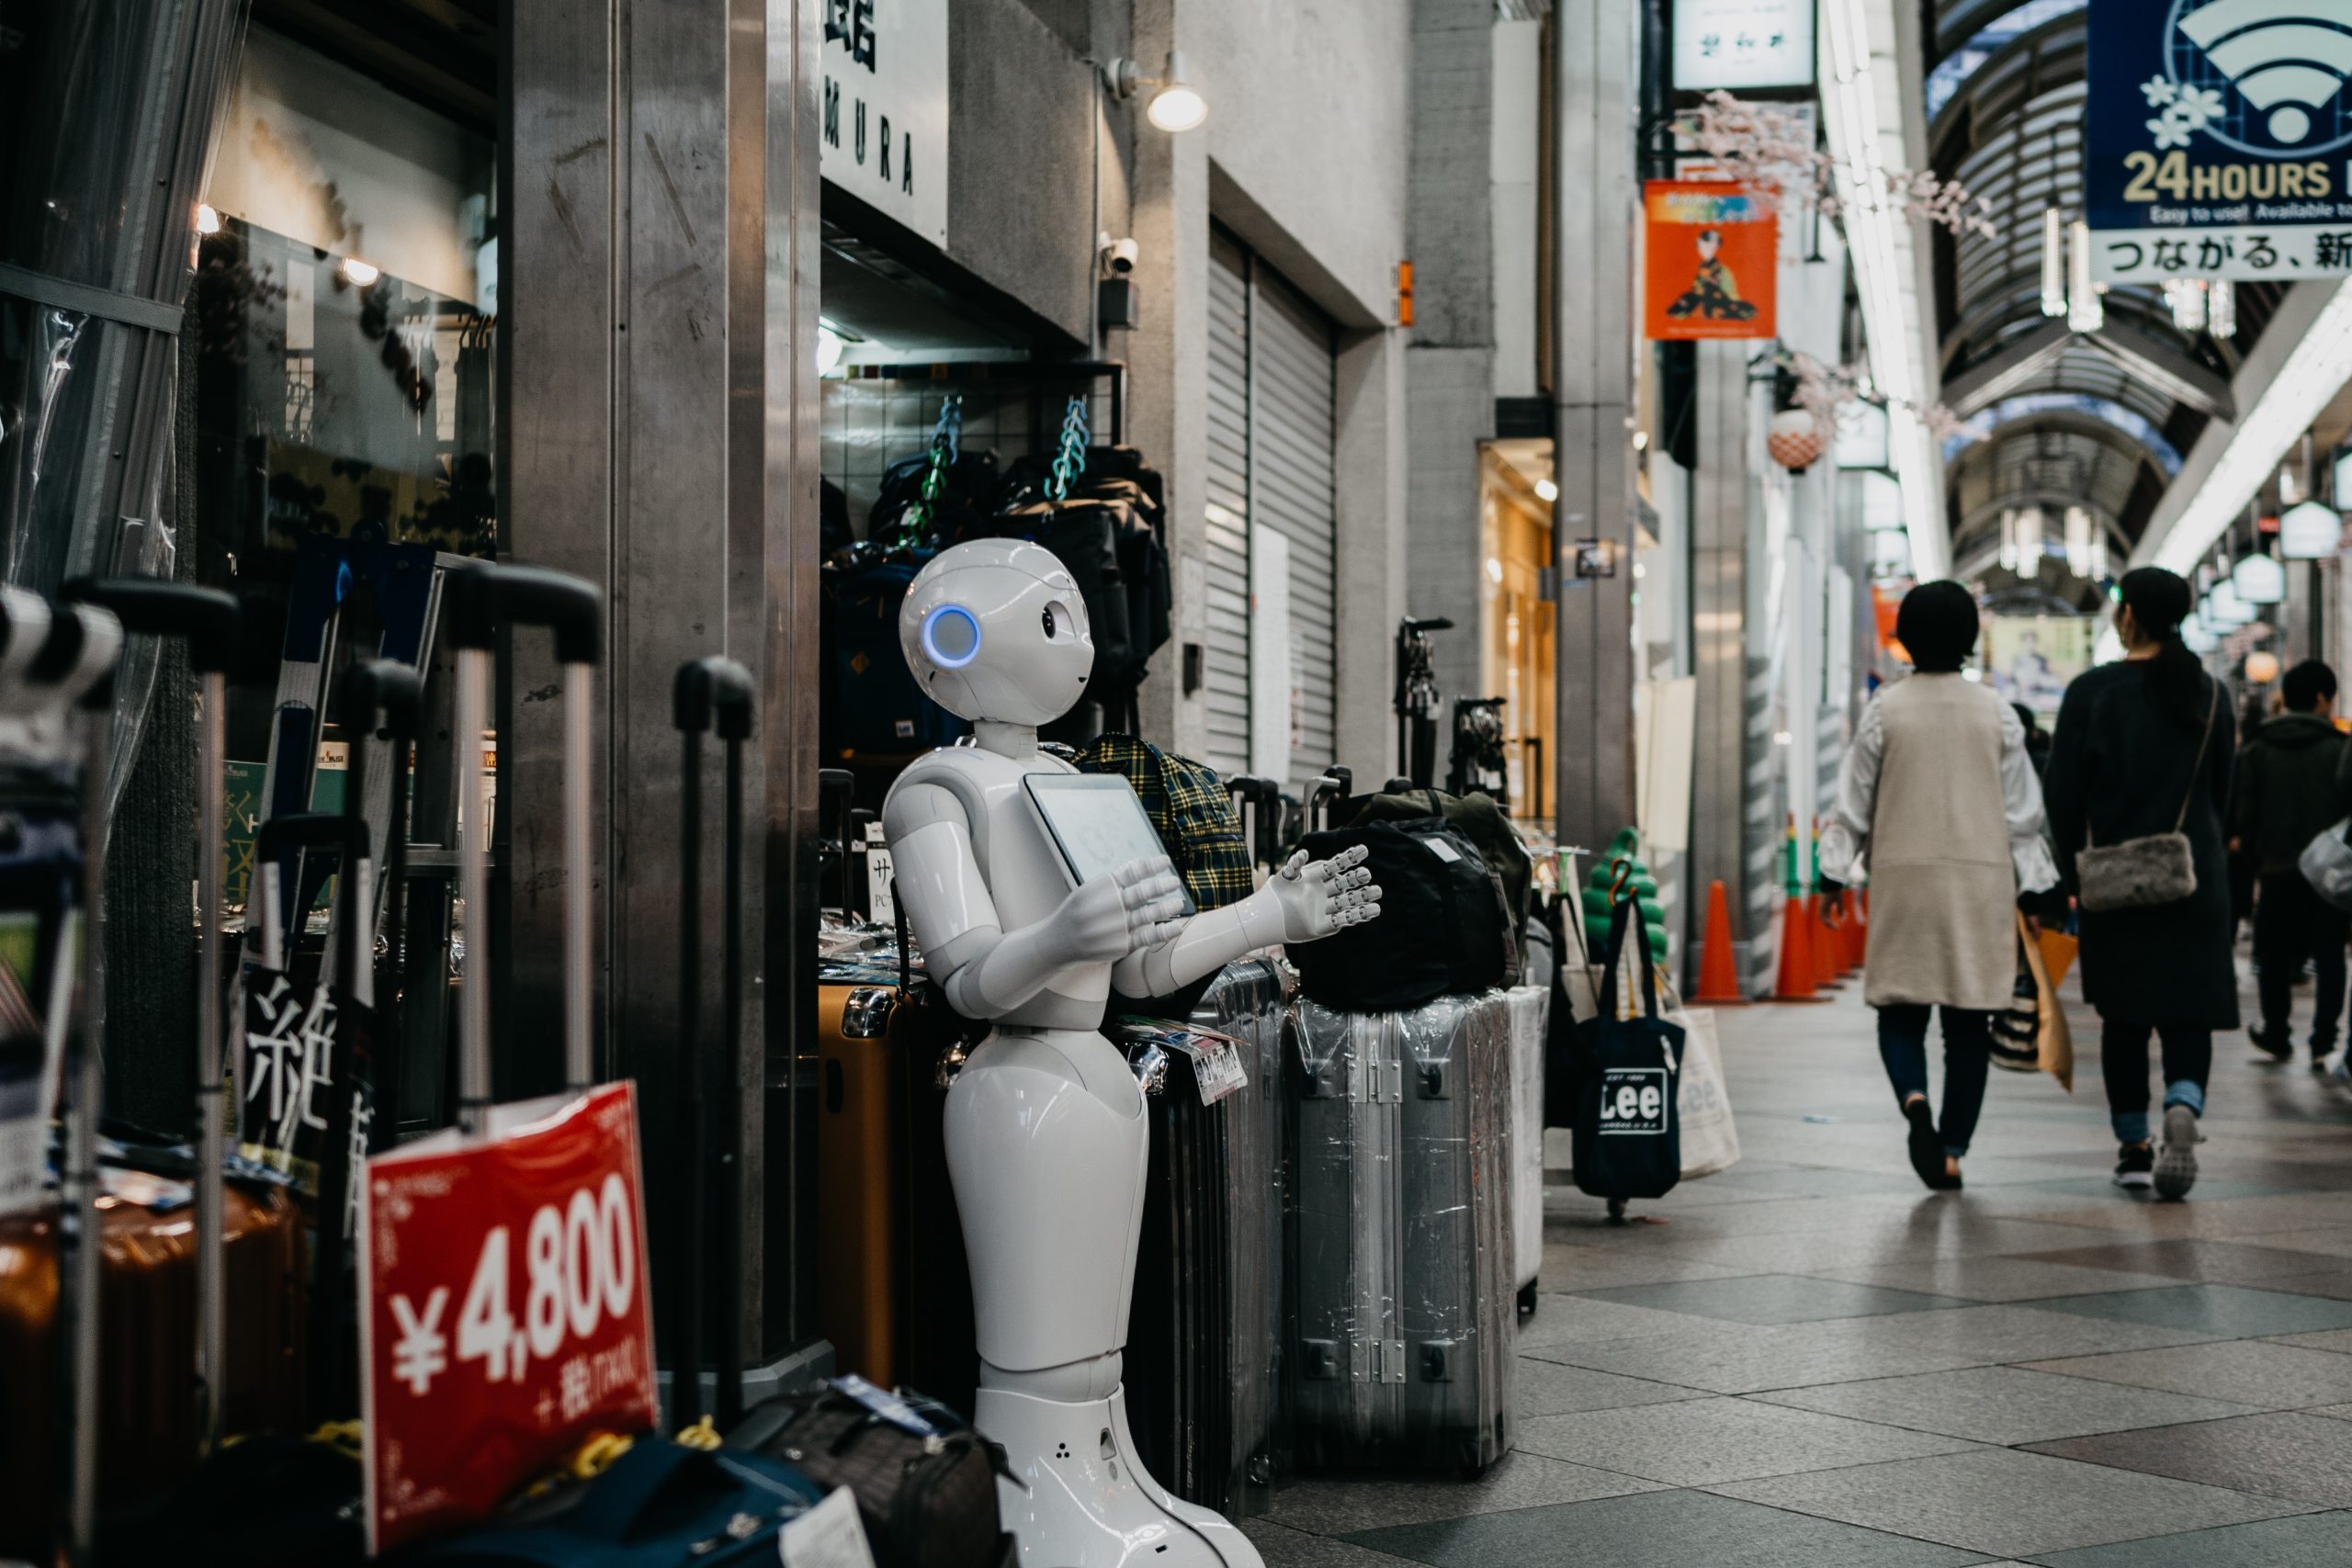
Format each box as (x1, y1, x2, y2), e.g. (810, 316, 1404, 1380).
(2075, 678, 2219, 913)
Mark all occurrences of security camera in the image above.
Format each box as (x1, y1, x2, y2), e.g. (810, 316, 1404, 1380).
(1102, 236, 1139, 275)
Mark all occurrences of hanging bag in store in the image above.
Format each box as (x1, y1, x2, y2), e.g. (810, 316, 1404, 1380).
(2075, 679, 2220, 912)
(1570, 895, 1683, 1208)
(1289, 806, 1513, 1012)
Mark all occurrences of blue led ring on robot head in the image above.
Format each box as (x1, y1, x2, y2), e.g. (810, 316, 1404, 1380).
(922, 602, 983, 669)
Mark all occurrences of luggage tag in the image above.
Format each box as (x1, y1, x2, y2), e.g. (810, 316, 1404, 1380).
(778, 1484, 878, 1568)
(1112, 1017, 1250, 1105)
(832, 1372, 941, 1438)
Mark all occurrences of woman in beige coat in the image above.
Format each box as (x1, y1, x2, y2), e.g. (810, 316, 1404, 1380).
(1819, 581, 2058, 1190)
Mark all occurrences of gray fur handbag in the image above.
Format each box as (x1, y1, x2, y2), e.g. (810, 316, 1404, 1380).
(2075, 680, 2219, 913)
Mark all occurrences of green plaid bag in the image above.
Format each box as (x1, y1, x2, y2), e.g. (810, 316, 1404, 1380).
(1074, 734, 1255, 911)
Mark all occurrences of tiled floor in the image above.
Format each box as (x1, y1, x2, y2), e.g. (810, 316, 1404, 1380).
(1248, 969, 2352, 1565)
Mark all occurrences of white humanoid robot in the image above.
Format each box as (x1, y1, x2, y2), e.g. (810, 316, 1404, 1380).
(882, 539, 1380, 1568)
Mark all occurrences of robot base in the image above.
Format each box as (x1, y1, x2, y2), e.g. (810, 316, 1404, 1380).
(979, 1383, 1265, 1568)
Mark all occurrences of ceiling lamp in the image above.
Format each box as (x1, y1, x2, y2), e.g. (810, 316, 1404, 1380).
(2209, 278, 2237, 341)
(1107, 51, 1207, 132)
(2165, 278, 2208, 333)
(2233, 551, 2287, 604)
(2209, 582, 2255, 624)
(2067, 220, 2103, 333)
(2245, 649, 2282, 684)
(2041, 209, 2066, 318)
(2183, 620, 2218, 653)
(2280, 499, 2341, 559)
(1767, 409, 1826, 471)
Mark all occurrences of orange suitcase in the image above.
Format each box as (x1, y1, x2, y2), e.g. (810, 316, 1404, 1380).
(0, 1178, 307, 1559)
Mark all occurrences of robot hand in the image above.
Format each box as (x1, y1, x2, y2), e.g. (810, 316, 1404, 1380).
(1262, 843, 1382, 945)
(1048, 855, 1192, 964)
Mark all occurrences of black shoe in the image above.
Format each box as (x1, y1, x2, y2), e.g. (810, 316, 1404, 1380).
(2114, 1143, 2155, 1190)
(2251, 1029, 2292, 1063)
(2155, 1105, 2201, 1201)
(2316, 1052, 2339, 1076)
(1905, 1099, 1944, 1189)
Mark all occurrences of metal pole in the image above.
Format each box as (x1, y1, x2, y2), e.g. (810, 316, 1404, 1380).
(715, 729, 745, 1431)
(65, 696, 112, 1567)
(194, 669, 227, 1451)
(456, 647, 491, 1133)
(675, 727, 705, 1428)
(564, 660, 594, 1089)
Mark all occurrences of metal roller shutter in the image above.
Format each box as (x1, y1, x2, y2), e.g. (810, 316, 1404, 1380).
(1247, 265, 1338, 794)
(1199, 227, 1338, 795)
(1203, 231, 1254, 781)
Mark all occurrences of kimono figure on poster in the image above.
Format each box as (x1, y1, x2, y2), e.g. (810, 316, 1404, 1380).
(1664, 227, 1760, 322)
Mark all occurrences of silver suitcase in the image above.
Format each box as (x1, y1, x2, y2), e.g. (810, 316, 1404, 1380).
(1290, 991, 1516, 1476)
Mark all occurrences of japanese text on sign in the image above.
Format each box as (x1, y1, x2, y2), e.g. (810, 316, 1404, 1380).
(2087, 0, 2352, 281)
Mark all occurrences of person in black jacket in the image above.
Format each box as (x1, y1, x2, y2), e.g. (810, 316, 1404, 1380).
(2233, 660, 2347, 1068)
(2045, 569, 2236, 1200)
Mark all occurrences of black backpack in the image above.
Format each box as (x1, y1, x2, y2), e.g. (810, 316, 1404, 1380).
(1572, 898, 1684, 1204)
(1289, 816, 1514, 1012)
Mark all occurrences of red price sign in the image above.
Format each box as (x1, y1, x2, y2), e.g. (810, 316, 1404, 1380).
(359, 1082, 659, 1554)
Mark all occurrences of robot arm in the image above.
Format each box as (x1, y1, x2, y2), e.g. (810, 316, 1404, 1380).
(1110, 845, 1380, 999)
(889, 782, 1190, 1020)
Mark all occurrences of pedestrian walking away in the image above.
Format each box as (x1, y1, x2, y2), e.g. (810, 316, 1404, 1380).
(2233, 659, 2348, 1070)
(2045, 567, 2237, 1200)
(1819, 581, 2059, 1192)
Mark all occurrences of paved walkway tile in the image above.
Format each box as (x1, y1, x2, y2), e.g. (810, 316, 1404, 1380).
(2024, 1412, 2352, 1507)
(2024, 1283, 2352, 1337)
(1258, 1450, 1659, 1536)
(2028, 1509, 2352, 1566)
(1514, 1394, 1980, 1485)
(1750, 1365, 2259, 1445)
(1515, 1357, 1704, 1417)
(1340, 1488, 1988, 1567)
(2020, 1339, 2352, 1409)
(1568, 1273, 1974, 1325)
(1706, 1448, 2302, 1558)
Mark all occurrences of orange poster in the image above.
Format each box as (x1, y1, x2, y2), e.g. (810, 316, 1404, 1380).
(1644, 181, 1777, 341)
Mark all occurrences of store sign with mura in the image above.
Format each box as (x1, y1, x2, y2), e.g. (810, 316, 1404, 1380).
(1670, 0, 1816, 92)
(822, 0, 948, 246)
(2087, 0, 2352, 282)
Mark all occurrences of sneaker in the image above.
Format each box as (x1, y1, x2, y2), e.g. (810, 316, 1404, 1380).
(1904, 1099, 1943, 1190)
(2154, 1104, 2201, 1200)
(2113, 1144, 2154, 1190)
(2315, 1050, 2338, 1076)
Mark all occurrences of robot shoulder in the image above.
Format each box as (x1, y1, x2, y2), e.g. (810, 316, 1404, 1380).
(882, 749, 1004, 851)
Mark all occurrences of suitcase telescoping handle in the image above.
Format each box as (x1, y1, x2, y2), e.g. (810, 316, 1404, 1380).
(62, 580, 240, 1463)
(446, 562, 604, 1122)
(39, 599, 122, 1568)
(672, 657, 754, 1431)
(344, 660, 423, 1147)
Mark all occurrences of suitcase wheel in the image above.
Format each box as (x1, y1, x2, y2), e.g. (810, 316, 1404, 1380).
(1516, 1281, 1538, 1317)
(1607, 1197, 1628, 1224)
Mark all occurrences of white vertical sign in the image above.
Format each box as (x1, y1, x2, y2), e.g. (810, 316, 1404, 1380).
(820, 0, 948, 246)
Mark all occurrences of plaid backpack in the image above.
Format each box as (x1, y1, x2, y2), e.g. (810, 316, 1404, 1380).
(1073, 734, 1254, 911)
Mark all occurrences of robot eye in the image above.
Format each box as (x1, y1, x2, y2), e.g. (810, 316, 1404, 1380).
(1041, 604, 1057, 638)
(921, 604, 981, 669)
(1041, 600, 1076, 640)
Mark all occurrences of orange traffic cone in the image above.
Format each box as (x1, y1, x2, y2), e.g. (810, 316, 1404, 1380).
(1845, 894, 1869, 971)
(1692, 879, 1747, 1004)
(1808, 893, 1845, 988)
(1772, 894, 1824, 1002)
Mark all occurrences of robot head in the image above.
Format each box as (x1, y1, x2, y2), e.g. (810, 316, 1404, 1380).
(899, 538, 1094, 726)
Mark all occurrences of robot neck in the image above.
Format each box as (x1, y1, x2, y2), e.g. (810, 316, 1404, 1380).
(973, 719, 1042, 760)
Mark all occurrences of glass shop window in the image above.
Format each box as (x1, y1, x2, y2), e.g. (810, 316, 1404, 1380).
(195, 25, 497, 589)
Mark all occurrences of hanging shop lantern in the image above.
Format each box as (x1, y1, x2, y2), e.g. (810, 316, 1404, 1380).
(2183, 620, 2218, 654)
(2209, 583, 2255, 625)
(2232, 551, 2287, 604)
(2245, 649, 2282, 685)
(2279, 500, 2341, 560)
(1767, 408, 1826, 471)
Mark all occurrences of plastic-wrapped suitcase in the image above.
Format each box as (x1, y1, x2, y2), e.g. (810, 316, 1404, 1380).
(1503, 984, 1550, 1313)
(1122, 956, 1292, 1519)
(1289, 990, 1516, 1477)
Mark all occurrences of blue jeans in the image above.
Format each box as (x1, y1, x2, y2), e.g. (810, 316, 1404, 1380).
(1877, 1004, 1993, 1157)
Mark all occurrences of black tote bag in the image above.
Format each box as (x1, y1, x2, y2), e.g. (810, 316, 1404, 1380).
(1572, 897, 1685, 1202)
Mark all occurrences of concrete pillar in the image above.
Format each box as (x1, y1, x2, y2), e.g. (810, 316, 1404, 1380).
(1550, 0, 1639, 853)
(502, 0, 822, 1363)
(1689, 341, 1758, 989)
